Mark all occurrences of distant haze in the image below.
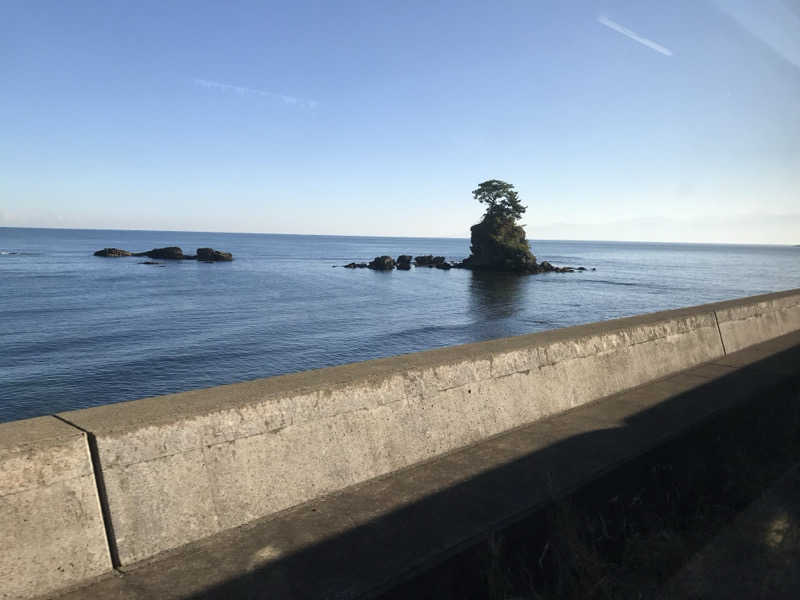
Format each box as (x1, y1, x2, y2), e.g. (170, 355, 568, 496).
(2, 1, 799, 244)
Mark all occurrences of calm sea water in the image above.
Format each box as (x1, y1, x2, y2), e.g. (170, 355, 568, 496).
(1, 227, 799, 423)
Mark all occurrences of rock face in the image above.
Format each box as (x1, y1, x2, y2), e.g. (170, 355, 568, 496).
(196, 248, 233, 262)
(461, 217, 538, 273)
(368, 256, 396, 270)
(414, 255, 435, 267)
(94, 248, 131, 257)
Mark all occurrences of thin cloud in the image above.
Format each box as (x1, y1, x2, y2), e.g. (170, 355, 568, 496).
(193, 78, 318, 109)
(597, 16, 673, 56)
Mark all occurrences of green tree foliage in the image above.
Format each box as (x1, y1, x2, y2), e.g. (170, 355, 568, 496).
(472, 179, 526, 222)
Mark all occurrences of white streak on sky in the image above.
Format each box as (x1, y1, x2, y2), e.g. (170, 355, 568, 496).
(597, 16, 673, 56)
(193, 78, 318, 109)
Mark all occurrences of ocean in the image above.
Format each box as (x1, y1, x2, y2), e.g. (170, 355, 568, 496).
(1, 227, 799, 423)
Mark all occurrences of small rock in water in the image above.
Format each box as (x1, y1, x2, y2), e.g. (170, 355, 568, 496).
(132, 246, 185, 260)
(414, 255, 435, 267)
(196, 247, 233, 262)
(539, 261, 555, 272)
(139, 261, 161, 265)
(396, 255, 412, 270)
(94, 248, 131, 257)
(368, 256, 396, 270)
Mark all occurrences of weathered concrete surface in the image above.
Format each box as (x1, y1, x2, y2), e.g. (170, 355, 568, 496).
(60, 304, 728, 565)
(47, 329, 800, 600)
(0, 417, 110, 600)
(660, 462, 800, 599)
(716, 289, 800, 354)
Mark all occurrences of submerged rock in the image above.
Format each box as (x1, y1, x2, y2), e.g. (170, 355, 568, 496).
(94, 248, 131, 257)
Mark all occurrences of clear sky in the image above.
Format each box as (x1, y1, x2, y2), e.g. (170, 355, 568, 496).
(2, 0, 799, 243)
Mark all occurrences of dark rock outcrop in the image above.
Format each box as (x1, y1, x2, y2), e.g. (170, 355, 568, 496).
(458, 216, 585, 274)
(94, 248, 131, 257)
(461, 217, 537, 273)
(414, 255, 434, 267)
(344, 262, 369, 269)
(396, 255, 412, 270)
(368, 256, 395, 270)
(95, 246, 233, 261)
(196, 248, 233, 262)
(132, 246, 185, 260)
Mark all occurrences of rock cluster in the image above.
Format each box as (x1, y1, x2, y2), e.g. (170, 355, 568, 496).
(341, 253, 592, 273)
(94, 246, 233, 261)
(343, 254, 457, 270)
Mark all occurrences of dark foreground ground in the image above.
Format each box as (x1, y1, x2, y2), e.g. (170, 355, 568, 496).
(381, 374, 800, 600)
(660, 463, 800, 599)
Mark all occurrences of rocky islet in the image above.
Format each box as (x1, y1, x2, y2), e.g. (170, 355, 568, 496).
(93, 246, 233, 261)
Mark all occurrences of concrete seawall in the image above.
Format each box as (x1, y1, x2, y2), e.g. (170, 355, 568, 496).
(0, 417, 110, 600)
(2, 289, 799, 599)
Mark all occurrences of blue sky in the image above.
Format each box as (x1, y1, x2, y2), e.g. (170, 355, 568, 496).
(2, 0, 799, 243)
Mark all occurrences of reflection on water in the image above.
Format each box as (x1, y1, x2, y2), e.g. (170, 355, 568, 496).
(468, 271, 527, 338)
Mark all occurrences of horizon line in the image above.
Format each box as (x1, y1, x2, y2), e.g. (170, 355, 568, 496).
(1, 225, 795, 247)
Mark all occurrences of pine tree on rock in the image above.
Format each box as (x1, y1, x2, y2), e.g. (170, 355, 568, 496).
(463, 180, 539, 273)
